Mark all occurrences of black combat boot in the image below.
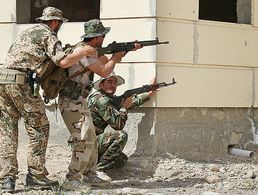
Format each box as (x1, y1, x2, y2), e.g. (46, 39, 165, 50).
(113, 152, 128, 169)
(1, 176, 15, 192)
(25, 172, 59, 189)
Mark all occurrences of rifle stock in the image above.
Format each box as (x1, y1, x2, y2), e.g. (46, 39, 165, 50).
(111, 78, 177, 109)
(97, 37, 169, 56)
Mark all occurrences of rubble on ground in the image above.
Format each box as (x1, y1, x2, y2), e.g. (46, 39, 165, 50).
(3, 144, 257, 195)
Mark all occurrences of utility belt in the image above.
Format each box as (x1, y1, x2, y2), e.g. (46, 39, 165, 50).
(0, 68, 40, 97)
(0, 68, 27, 84)
(59, 80, 92, 100)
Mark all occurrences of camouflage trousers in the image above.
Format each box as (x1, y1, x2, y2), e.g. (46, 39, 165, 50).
(58, 96, 98, 180)
(97, 129, 128, 171)
(0, 84, 49, 180)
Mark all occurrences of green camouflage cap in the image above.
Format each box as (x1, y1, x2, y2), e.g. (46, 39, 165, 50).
(93, 72, 125, 90)
(81, 19, 110, 39)
(36, 7, 68, 22)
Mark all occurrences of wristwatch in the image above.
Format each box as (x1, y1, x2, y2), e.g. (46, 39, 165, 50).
(120, 107, 128, 112)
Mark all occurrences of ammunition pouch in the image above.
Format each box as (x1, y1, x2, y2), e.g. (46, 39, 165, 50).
(0, 68, 27, 84)
(59, 80, 92, 100)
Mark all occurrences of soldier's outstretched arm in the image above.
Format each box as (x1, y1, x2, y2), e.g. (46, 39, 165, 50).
(59, 45, 97, 68)
(88, 51, 125, 77)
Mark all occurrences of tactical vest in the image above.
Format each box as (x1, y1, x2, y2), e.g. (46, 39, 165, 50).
(59, 41, 94, 100)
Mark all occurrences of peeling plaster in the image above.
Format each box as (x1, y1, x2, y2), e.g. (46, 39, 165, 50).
(246, 107, 258, 145)
(193, 22, 199, 64)
(211, 109, 225, 120)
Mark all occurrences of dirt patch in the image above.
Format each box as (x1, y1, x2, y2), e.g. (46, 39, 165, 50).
(2, 117, 258, 194)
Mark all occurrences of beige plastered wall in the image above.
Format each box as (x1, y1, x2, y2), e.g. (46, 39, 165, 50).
(156, 0, 258, 108)
(1, 0, 258, 108)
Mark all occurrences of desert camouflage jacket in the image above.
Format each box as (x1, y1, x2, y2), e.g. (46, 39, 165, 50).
(3, 23, 65, 72)
(87, 90, 150, 135)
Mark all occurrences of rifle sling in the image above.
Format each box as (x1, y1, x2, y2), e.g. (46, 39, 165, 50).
(65, 67, 89, 82)
(64, 41, 90, 82)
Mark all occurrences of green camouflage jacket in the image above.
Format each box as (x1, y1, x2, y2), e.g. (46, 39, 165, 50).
(87, 90, 150, 135)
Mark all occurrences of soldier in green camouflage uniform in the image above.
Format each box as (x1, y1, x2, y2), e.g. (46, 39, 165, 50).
(0, 7, 97, 193)
(87, 73, 155, 171)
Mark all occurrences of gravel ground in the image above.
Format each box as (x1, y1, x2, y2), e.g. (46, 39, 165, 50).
(1, 113, 257, 195)
(1, 143, 257, 195)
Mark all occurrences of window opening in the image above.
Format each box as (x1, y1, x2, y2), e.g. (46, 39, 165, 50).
(17, 0, 100, 24)
(199, 0, 251, 24)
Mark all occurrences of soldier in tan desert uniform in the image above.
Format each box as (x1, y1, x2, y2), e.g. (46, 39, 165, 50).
(58, 19, 142, 192)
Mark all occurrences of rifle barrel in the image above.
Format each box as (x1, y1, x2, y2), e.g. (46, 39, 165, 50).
(157, 79, 177, 87)
(138, 40, 169, 47)
(158, 41, 169, 44)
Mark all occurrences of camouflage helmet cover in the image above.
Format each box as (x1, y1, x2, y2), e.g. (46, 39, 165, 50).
(36, 7, 68, 22)
(81, 19, 110, 39)
(93, 72, 125, 90)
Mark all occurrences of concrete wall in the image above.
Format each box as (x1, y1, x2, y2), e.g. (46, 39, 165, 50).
(151, 0, 257, 158)
(134, 107, 258, 159)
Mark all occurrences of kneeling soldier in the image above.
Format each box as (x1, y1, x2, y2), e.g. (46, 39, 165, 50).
(87, 73, 156, 171)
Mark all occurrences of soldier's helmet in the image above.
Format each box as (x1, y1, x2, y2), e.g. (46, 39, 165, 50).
(36, 7, 68, 22)
(81, 19, 110, 39)
(93, 72, 125, 90)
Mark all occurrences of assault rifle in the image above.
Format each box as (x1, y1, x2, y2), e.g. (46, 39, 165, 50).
(63, 38, 169, 56)
(97, 37, 169, 56)
(111, 78, 177, 109)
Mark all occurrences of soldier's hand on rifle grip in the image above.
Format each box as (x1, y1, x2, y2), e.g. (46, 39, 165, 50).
(131, 42, 142, 51)
(147, 90, 156, 97)
(121, 95, 134, 109)
(148, 77, 158, 97)
(111, 51, 126, 63)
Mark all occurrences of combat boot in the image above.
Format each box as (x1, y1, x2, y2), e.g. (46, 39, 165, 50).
(113, 152, 128, 169)
(62, 178, 91, 193)
(82, 171, 111, 187)
(25, 172, 59, 189)
(97, 159, 115, 171)
(1, 176, 15, 193)
(97, 152, 128, 171)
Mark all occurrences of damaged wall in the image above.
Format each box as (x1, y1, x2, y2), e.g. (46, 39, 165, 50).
(133, 107, 258, 159)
